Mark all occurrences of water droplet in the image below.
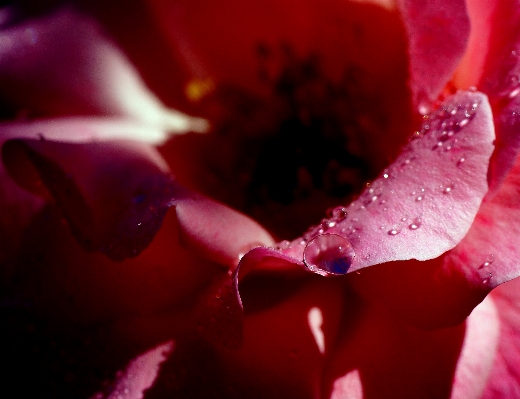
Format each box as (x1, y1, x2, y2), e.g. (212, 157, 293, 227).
(482, 272, 493, 285)
(479, 255, 495, 269)
(432, 142, 443, 150)
(509, 87, 520, 99)
(415, 195, 424, 202)
(408, 217, 422, 230)
(328, 206, 348, 222)
(387, 227, 401, 236)
(303, 234, 355, 276)
(458, 118, 470, 128)
(443, 183, 454, 194)
(457, 157, 465, 167)
(383, 173, 389, 179)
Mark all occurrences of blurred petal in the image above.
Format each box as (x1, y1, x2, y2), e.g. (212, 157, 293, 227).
(0, 8, 207, 134)
(397, 0, 470, 112)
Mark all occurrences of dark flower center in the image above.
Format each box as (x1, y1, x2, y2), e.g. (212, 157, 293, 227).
(161, 43, 412, 240)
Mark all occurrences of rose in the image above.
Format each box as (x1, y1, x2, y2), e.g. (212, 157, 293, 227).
(1, 1, 520, 399)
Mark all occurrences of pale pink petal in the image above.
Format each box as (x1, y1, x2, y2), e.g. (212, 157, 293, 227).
(0, 117, 190, 144)
(397, 0, 470, 112)
(450, 295, 500, 399)
(0, 8, 207, 134)
(271, 91, 494, 274)
(90, 341, 174, 399)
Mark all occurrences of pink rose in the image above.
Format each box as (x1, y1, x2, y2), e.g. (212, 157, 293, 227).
(1, 1, 520, 398)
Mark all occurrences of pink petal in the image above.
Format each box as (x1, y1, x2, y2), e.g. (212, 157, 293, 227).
(341, 133, 520, 330)
(90, 341, 174, 399)
(397, 0, 470, 112)
(271, 91, 494, 274)
(480, 278, 520, 398)
(0, 8, 206, 133)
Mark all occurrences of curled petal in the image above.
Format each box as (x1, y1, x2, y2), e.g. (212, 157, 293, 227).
(397, 0, 470, 112)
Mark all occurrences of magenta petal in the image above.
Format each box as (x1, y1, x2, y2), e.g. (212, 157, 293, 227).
(90, 341, 174, 399)
(397, 0, 470, 111)
(280, 91, 494, 274)
(2, 138, 175, 260)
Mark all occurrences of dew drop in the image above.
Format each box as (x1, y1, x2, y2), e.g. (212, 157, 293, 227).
(408, 217, 422, 230)
(443, 183, 454, 194)
(509, 87, 520, 99)
(415, 195, 423, 202)
(479, 254, 495, 269)
(458, 118, 470, 128)
(457, 157, 465, 167)
(387, 227, 401, 236)
(303, 234, 355, 276)
(328, 206, 348, 222)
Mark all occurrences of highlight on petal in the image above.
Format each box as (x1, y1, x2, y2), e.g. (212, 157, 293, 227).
(90, 341, 174, 399)
(0, 8, 207, 135)
(397, 0, 470, 112)
(271, 91, 494, 274)
(0, 117, 190, 145)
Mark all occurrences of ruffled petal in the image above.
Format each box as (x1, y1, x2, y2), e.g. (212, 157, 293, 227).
(0, 8, 206, 134)
(397, 0, 470, 112)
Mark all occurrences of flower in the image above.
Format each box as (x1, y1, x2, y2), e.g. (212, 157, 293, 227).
(1, 1, 520, 398)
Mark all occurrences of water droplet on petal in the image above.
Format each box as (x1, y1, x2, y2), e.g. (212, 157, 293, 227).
(509, 87, 520, 99)
(457, 157, 465, 167)
(330, 206, 348, 221)
(443, 183, 454, 194)
(479, 254, 495, 269)
(303, 234, 355, 276)
(408, 217, 422, 230)
(415, 195, 423, 202)
(387, 227, 401, 236)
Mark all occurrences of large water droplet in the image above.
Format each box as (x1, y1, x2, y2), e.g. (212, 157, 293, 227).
(303, 234, 355, 276)
(479, 254, 495, 269)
